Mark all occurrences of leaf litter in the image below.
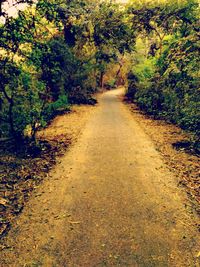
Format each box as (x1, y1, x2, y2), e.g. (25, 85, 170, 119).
(0, 105, 95, 244)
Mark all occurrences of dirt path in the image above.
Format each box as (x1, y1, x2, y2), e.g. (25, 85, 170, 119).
(125, 101, 200, 212)
(0, 88, 199, 267)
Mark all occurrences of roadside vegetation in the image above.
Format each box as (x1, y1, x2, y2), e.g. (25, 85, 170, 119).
(0, 0, 134, 144)
(1, 0, 199, 149)
(126, 0, 200, 153)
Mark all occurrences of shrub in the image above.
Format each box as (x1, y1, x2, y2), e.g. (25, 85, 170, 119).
(43, 94, 69, 122)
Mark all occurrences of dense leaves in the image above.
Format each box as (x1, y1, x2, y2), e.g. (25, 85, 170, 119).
(0, 0, 199, 148)
(126, 0, 200, 149)
(0, 0, 133, 141)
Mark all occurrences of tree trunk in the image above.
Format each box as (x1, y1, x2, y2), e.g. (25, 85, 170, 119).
(8, 99, 17, 140)
(115, 62, 123, 86)
(100, 71, 104, 89)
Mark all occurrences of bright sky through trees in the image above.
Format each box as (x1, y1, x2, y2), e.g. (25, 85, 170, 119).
(2, 0, 27, 17)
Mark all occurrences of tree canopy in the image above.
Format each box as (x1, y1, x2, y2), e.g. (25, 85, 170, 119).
(0, 0, 199, 148)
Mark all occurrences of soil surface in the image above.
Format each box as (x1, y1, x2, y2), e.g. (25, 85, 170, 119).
(125, 100, 200, 215)
(0, 88, 199, 266)
(0, 105, 95, 242)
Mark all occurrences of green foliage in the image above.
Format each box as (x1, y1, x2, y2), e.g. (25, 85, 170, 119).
(0, 0, 199, 146)
(0, 60, 45, 139)
(43, 94, 69, 122)
(31, 37, 81, 100)
(127, 0, 200, 143)
(126, 72, 139, 98)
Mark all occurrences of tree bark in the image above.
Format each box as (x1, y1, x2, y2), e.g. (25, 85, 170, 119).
(8, 98, 17, 140)
(100, 71, 104, 89)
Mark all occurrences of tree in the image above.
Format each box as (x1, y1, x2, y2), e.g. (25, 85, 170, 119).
(92, 1, 134, 88)
(127, 0, 200, 147)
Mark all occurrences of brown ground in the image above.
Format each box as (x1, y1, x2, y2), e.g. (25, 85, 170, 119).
(0, 88, 199, 266)
(37, 105, 96, 142)
(0, 105, 95, 242)
(125, 100, 200, 215)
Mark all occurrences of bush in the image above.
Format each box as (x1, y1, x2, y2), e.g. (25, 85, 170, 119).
(68, 86, 97, 105)
(43, 94, 70, 122)
(126, 72, 139, 99)
(128, 30, 200, 145)
(104, 79, 117, 89)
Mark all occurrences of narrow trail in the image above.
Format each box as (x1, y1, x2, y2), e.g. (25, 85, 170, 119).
(1, 88, 199, 267)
